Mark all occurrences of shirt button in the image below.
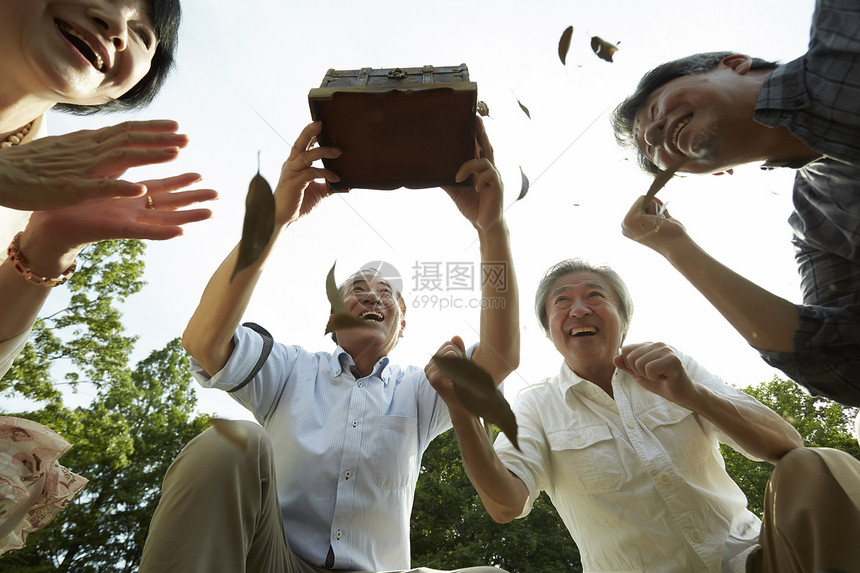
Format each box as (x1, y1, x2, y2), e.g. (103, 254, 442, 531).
(352, 421, 358, 428)
(659, 473, 671, 485)
(691, 529, 703, 543)
(357, 381, 363, 388)
(345, 470, 352, 479)
(626, 419, 635, 429)
(576, 437, 585, 446)
(336, 529, 342, 540)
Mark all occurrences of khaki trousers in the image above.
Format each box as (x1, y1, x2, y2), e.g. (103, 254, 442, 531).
(747, 447, 860, 573)
(139, 421, 504, 573)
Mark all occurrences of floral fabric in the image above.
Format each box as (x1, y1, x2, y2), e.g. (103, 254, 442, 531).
(0, 416, 87, 553)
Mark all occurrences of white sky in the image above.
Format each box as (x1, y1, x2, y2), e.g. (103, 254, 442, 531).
(42, 0, 816, 422)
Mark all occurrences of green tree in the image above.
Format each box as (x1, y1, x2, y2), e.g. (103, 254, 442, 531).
(1, 241, 209, 572)
(411, 428, 582, 572)
(412, 377, 860, 571)
(721, 376, 859, 518)
(1, 240, 145, 405)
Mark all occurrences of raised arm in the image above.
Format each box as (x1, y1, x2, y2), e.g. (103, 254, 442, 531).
(614, 342, 803, 464)
(622, 196, 799, 353)
(425, 337, 529, 523)
(0, 122, 217, 375)
(443, 117, 520, 385)
(0, 120, 190, 210)
(182, 121, 340, 374)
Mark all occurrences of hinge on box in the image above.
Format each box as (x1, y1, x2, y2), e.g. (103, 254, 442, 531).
(422, 65, 434, 84)
(356, 68, 371, 86)
(387, 68, 408, 80)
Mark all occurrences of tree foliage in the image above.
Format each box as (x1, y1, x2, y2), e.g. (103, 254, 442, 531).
(411, 428, 582, 572)
(1, 240, 145, 404)
(721, 376, 860, 518)
(0, 241, 208, 572)
(4, 241, 859, 573)
(413, 376, 860, 571)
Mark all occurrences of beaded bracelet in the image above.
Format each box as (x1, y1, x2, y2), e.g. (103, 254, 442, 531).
(6, 232, 77, 287)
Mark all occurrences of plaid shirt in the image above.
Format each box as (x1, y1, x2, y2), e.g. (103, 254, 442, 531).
(754, 0, 860, 405)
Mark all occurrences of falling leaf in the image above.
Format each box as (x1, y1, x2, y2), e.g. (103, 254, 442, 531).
(590, 36, 619, 62)
(517, 98, 531, 119)
(558, 25, 574, 65)
(231, 171, 275, 281)
(432, 354, 520, 450)
(210, 418, 250, 450)
(639, 165, 680, 211)
(517, 166, 530, 201)
(477, 101, 491, 117)
(324, 261, 372, 335)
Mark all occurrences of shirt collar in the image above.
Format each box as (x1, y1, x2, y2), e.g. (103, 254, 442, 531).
(557, 360, 595, 394)
(556, 360, 626, 405)
(329, 346, 392, 384)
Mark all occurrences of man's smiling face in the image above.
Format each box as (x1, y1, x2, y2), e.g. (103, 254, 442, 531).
(334, 273, 405, 359)
(632, 56, 760, 175)
(545, 271, 624, 370)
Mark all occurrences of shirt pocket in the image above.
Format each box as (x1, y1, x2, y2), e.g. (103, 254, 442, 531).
(547, 425, 625, 494)
(373, 415, 419, 489)
(638, 405, 711, 469)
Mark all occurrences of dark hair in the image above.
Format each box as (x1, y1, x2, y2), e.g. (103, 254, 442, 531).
(54, 0, 182, 115)
(610, 52, 780, 175)
(534, 259, 634, 343)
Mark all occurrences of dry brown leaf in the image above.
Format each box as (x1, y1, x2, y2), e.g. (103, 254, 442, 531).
(324, 262, 371, 335)
(517, 98, 532, 119)
(477, 101, 491, 117)
(590, 36, 619, 63)
(432, 354, 520, 450)
(517, 166, 530, 201)
(639, 165, 680, 211)
(231, 172, 275, 281)
(558, 26, 574, 65)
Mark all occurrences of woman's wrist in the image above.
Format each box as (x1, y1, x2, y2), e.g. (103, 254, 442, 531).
(14, 228, 81, 281)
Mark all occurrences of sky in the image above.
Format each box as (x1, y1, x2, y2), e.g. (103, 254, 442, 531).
(38, 0, 817, 422)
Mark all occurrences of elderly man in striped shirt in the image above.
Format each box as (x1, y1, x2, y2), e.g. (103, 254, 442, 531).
(140, 118, 519, 573)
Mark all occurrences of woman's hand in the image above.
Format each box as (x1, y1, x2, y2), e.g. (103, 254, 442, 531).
(0, 120, 190, 211)
(19, 172, 216, 276)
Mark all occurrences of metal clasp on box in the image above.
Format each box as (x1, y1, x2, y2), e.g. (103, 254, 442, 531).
(387, 68, 408, 80)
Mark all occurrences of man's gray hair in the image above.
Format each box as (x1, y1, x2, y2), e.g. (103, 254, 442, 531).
(534, 259, 634, 341)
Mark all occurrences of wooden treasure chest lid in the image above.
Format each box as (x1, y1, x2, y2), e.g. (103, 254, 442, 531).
(308, 64, 478, 192)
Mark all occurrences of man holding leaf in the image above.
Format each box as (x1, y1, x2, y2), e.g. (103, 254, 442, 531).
(139, 117, 519, 573)
(429, 258, 860, 572)
(611, 0, 860, 407)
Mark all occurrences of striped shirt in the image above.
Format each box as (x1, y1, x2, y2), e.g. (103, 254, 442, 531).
(191, 324, 453, 571)
(753, 0, 860, 405)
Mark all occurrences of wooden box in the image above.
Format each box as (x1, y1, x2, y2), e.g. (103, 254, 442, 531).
(308, 64, 478, 192)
